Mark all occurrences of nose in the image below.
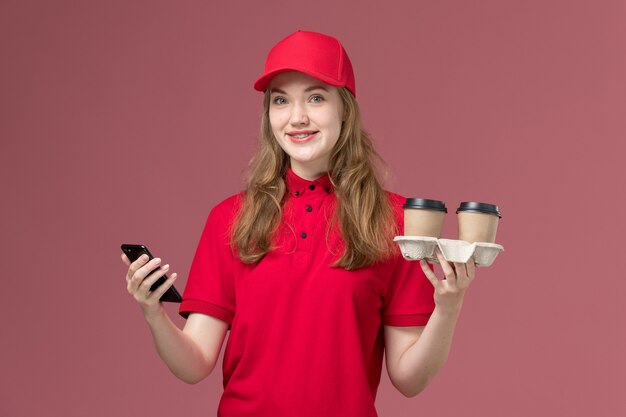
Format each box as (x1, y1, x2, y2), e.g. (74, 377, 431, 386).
(289, 102, 309, 126)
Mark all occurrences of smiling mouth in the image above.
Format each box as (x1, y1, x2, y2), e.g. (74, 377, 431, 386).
(287, 132, 318, 143)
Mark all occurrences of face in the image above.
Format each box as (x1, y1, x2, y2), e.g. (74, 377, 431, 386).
(268, 71, 345, 179)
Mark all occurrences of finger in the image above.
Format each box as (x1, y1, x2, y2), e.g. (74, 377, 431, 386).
(128, 257, 161, 293)
(130, 264, 169, 302)
(420, 260, 440, 287)
(453, 262, 468, 280)
(121, 253, 131, 267)
(148, 273, 178, 302)
(139, 264, 171, 293)
(436, 249, 456, 281)
(467, 258, 476, 280)
(126, 254, 151, 281)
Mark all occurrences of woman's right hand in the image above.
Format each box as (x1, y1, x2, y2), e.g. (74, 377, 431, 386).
(121, 253, 178, 318)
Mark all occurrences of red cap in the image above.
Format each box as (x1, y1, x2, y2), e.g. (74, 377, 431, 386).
(253, 30, 356, 97)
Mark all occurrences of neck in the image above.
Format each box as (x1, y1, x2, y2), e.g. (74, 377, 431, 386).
(289, 159, 329, 181)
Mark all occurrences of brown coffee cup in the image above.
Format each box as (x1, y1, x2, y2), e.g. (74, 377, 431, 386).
(403, 198, 447, 238)
(456, 202, 501, 243)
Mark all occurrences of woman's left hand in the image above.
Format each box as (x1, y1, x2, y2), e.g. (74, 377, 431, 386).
(419, 248, 476, 314)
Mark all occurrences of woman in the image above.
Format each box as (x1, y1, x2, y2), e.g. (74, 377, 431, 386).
(121, 30, 476, 417)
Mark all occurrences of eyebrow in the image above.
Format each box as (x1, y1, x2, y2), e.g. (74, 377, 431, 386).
(270, 85, 329, 95)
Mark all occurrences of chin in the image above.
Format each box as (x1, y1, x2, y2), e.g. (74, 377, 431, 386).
(290, 155, 318, 164)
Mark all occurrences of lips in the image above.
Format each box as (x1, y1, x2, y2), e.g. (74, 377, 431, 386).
(287, 131, 318, 143)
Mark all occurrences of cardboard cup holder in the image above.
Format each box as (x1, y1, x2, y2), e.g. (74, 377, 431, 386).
(393, 236, 504, 267)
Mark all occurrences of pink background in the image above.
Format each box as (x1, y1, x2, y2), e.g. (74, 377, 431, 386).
(1, 0, 624, 416)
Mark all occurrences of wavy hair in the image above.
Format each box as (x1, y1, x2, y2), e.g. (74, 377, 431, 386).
(230, 87, 398, 270)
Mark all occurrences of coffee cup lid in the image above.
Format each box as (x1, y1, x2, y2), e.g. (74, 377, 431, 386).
(456, 202, 502, 218)
(403, 198, 448, 213)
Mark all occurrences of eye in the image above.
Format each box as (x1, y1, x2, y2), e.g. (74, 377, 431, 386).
(272, 97, 286, 105)
(310, 95, 324, 103)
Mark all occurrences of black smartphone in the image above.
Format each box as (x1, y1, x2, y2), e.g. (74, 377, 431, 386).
(121, 244, 183, 303)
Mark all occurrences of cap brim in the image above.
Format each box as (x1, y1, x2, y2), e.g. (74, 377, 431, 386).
(253, 67, 346, 93)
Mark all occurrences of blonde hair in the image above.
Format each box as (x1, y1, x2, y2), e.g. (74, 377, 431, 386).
(230, 87, 398, 270)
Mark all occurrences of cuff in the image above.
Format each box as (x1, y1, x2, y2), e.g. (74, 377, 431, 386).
(383, 312, 432, 326)
(179, 299, 235, 326)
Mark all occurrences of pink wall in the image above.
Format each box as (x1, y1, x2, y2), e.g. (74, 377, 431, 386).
(1, 0, 624, 416)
